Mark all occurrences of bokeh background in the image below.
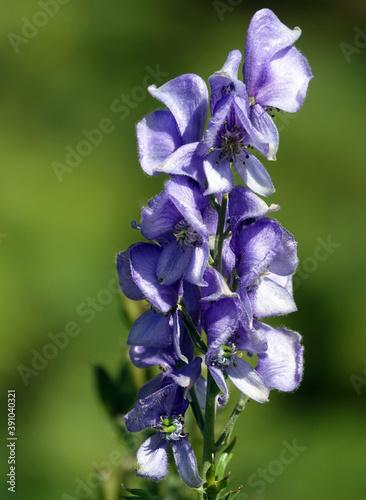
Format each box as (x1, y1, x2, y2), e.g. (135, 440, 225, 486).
(1, 0, 366, 498)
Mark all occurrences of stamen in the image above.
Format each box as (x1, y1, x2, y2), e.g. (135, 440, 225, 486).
(173, 220, 203, 247)
(212, 343, 238, 368)
(215, 123, 247, 166)
(157, 415, 185, 441)
(246, 269, 270, 292)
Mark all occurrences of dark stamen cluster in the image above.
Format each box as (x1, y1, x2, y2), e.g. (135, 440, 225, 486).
(216, 124, 246, 164)
(173, 220, 203, 247)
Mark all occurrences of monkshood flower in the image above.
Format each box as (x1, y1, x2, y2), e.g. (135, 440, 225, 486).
(136, 74, 207, 184)
(208, 9, 312, 164)
(244, 8, 313, 157)
(129, 324, 194, 400)
(116, 242, 179, 345)
(125, 359, 203, 488)
(130, 342, 208, 409)
(202, 295, 303, 404)
(231, 216, 298, 318)
(116, 245, 202, 361)
(200, 60, 275, 196)
(140, 177, 212, 287)
(222, 185, 279, 282)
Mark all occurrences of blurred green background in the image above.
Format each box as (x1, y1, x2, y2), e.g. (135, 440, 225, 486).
(1, 0, 366, 498)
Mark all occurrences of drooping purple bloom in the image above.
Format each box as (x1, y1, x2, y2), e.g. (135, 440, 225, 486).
(203, 291, 269, 405)
(225, 189, 298, 318)
(125, 359, 203, 488)
(116, 242, 180, 314)
(129, 298, 197, 399)
(200, 54, 275, 196)
(220, 185, 278, 282)
(231, 217, 298, 318)
(202, 294, 303, 405)
(140, 177, 212, 286)
(117, 246, 203, 362)
(243, 8, 313, 157)
(136, 74, 207, 184)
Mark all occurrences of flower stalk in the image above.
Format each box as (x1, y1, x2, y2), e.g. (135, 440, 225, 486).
(112, 7, 312, 497)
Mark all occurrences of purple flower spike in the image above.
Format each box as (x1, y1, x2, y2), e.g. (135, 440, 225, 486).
(137, 74, 208, 184)
(244, 9, 313, 156)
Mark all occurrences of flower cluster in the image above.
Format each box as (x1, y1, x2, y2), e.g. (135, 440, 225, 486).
(116, 9, 312, 491)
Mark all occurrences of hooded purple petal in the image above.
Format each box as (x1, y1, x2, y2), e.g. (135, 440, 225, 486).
(204, 298, 240, 355)
(244, 9, 302, 97)
(172, 437, 203, 488)
(128, 309, 172, 347)
(136, 435, 169, 481)
(233, 219, 282, 288)
(149, 74, 208, 144)
(136, 110, 182, 175)
(129, 243, 179, 312)
(140, 190, 181, 241)
(209, 49, 242, 114)
(256, 323, 304, 392)
(235, 319, 268, 354)
(229, 185, 279, 235)
(195, 375, 207, 409)
(165, 177, 208, 237)
(130, 345, 177, 369)
(116, 248, 145, 301)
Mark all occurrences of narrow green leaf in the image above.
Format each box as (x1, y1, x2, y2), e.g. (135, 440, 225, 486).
(215, 437, 236, 480)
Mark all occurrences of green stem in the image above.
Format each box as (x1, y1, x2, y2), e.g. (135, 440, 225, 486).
(178, 301, 207, 354)
(215, 394, 249, 451)
(189, 386, 205, 435)
(213, 193, 228, 273)
(202, 371, 220, 480)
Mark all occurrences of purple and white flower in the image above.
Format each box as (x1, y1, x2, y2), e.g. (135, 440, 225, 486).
(125, 359, 203, 488)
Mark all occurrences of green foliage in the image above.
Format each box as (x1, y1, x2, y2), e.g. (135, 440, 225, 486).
(120, 485, 160, 500)
(94, 364, 137, 418)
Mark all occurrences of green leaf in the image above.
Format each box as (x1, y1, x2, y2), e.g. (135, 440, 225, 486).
(217, 485, 243, 500)
(205, 460, 216, 486)
(94, 364, 137, 417)
(94, 365, 117, 413)
(215, 437, 236, 481)
(121, 485, 159, 500)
